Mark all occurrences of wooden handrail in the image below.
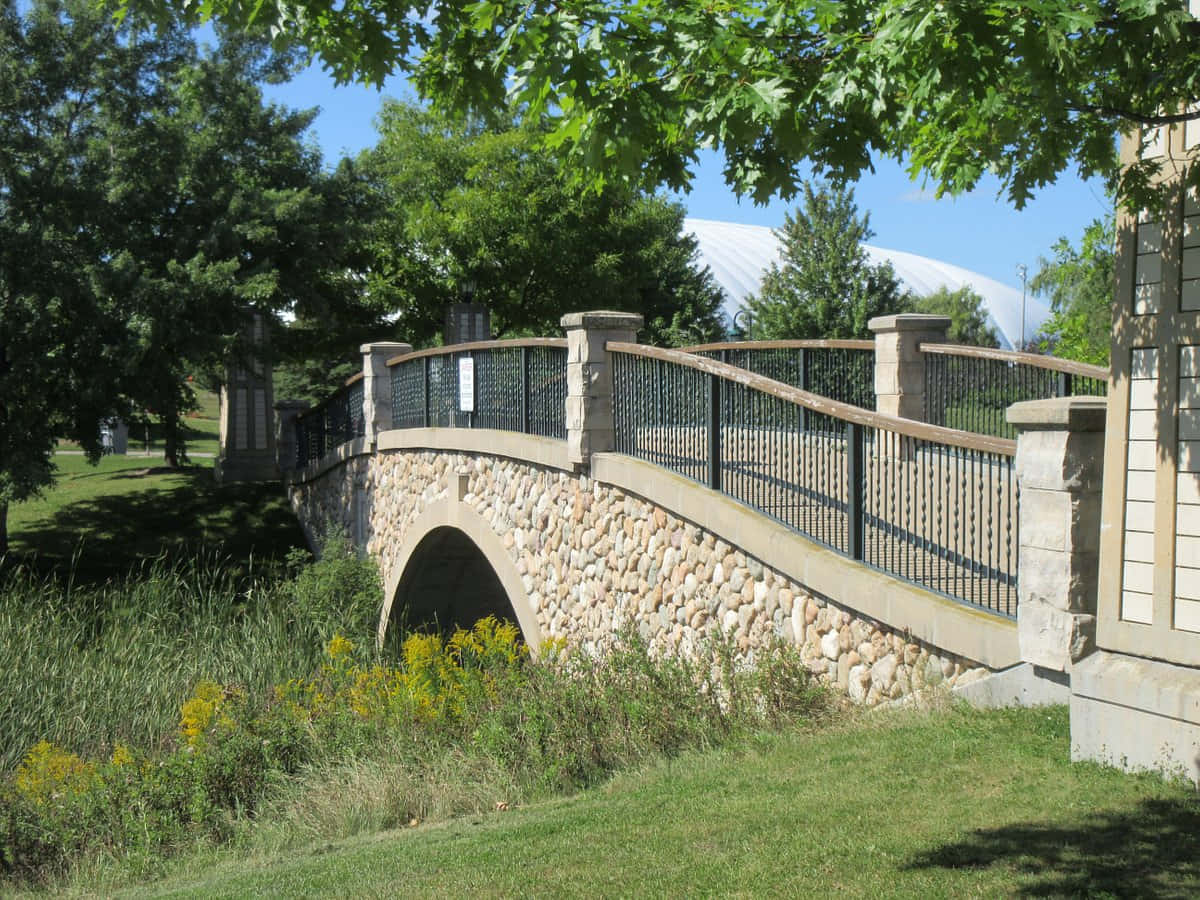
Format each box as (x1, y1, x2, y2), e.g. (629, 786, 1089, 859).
(385, 337, 568, 368)
(919, 343, 1108, 381)
(680, 339, 874, 353)
(608, 341, 1016, 457)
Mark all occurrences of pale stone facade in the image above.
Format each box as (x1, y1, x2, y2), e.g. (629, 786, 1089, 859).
(289, 447, 988, 706)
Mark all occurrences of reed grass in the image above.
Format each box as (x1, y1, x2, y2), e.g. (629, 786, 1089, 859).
(0, 536, 377, 773)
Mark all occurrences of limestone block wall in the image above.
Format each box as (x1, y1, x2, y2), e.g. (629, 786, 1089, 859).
(289, 447, 989, 706)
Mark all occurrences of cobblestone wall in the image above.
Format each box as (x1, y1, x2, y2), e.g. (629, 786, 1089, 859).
(289, 449, 989, 705)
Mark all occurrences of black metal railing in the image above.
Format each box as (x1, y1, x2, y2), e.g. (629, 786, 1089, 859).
(295, 376, 366, 466)
(389, 339, 568, 439)
(683, 340, 876, 410)
(611, 343, 1019, 617)
(923, 344, 1107, 439)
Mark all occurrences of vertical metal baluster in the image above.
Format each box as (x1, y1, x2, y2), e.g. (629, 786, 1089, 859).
(709, 372, 721, 490)
(847, 422, 864, 560)
(520, 346, 530, 435)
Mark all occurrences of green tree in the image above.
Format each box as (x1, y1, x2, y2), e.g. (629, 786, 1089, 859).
(0, 0, 365, 552)
(1032, 215, 1115, 365)
(358, 100, 726, 350)
(744, 181, 909, 340)
(118, 0, 1200, 209)
(0, 0, 189, 555)
(97, 35, 354, 465)
(909, 286, 1000, 348)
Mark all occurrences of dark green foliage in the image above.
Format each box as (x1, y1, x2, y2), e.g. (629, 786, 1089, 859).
(909, 286, 1001, 348)
(115, 1, 1200, 211)
(359, 100, 727, 350)
(744, 180, 910, 340)
(0, 0, 366, 548)
(1033, 215, 1115, 366)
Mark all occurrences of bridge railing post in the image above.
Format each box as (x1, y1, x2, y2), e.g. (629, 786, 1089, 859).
(360, 341, 412, 446)
(868, 313, 950, 422)
(1007, 396, 1107, 674)
(561, 310, 644, 471)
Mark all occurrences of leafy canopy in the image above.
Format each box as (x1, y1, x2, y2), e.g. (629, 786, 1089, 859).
(743, 180, 910, 340)
(909, 286, 1000, 348)
(355, 99, 727, 349)
(1032, 214, 1115, 365)
(114, 0, 1200, 208)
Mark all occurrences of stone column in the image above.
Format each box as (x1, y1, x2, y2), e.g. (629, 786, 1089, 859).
(274, 400, 309, 473)
(1008, 396, 1107, 672)
(868, 314, 950, 421)
(216, 309, 278, 483)
(561, 310, 643, 470)
(361, 341, 412, 446)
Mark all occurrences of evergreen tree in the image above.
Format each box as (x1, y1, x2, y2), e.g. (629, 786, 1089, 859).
(744, 181, 910, 340)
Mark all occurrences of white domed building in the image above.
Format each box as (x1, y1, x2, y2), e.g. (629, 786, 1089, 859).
(684, 218, 1049, 349)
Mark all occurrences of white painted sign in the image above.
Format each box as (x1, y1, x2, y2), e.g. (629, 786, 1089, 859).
(458, 356, 475, 412)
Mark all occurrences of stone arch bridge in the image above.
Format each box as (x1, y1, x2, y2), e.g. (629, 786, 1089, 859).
(279, 312, 1108, 708)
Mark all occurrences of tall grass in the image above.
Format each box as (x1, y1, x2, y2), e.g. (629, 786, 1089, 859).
(1, 543, 830, 889)
(0, 535, 378, 772)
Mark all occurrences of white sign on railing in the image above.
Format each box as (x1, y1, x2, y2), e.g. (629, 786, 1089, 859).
(458, 356, 475, 412)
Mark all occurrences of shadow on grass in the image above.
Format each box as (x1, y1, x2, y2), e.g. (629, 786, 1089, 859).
(9, 467, 308, 585)
(906, 795, 1200, 897)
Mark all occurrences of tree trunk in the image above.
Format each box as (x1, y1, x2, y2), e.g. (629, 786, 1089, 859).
(0, 501, 8, 560)
(163, 395, 181, 468)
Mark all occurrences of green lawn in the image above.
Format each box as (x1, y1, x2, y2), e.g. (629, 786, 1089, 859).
(7, 451, 306, 583)
(56, 388, 223, 458)
(115, 705, 1199, 899)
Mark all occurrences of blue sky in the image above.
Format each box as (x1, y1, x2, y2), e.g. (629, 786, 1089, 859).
(262, 67, 1112, 294)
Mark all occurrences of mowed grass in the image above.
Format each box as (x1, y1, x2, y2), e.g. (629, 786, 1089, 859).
(118, 705, 1199, 900)
(56, 388, 223, 458)
(8, 451, 306, 584)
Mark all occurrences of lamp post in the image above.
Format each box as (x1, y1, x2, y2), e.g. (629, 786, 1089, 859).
(733, 308, 753, 340)
(1016, 263, 1028, 350)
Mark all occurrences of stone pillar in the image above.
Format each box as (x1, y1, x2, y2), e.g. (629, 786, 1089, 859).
(216, 309, 278, 483)
(868, 314, 951, 421)
(1008, 396, 1107, 672)
(361, 341, 412, 445)
(274, 400, 309, 473)
(561, 310, 643, 470)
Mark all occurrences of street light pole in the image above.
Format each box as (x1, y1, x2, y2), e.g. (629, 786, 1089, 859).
(1016, 263, 1028, 350)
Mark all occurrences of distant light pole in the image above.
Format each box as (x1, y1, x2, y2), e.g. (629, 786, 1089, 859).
(1016, 264, 1029, 350)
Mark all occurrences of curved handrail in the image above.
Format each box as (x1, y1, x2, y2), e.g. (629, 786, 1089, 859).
(920, 343, 1108, 382)
(680, 338, 874, 353)
(385, 337, 568, 368)
(608, 341, 1016, 456)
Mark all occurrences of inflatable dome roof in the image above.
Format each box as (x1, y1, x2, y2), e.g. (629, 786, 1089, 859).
(684, 218, 1049, 349)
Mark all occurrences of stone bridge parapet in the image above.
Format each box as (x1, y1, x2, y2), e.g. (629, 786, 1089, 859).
(283, 310, 1109, 711)
(289, 428, 1011, 706)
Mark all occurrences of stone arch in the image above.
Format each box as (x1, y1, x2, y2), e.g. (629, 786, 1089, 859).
(378, 496, 543, 652)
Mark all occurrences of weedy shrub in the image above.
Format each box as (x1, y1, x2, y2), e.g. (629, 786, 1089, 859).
(0, 532, 382, 774)
(1, 610, 828, 887)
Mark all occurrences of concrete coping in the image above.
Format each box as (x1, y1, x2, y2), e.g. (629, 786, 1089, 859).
(1006, 396, 1108, 432)
(560, 310, 645, 331)
(867, 313, 952, 333)
(361, 341, 413, 355)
